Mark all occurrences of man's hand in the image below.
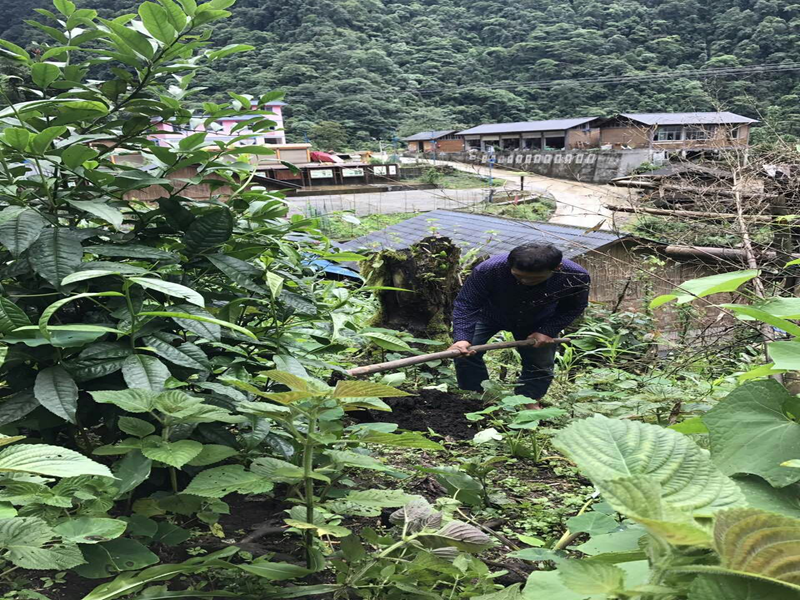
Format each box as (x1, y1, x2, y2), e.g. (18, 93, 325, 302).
(526, 332, 555, 347)
(448, 340, 475, 356)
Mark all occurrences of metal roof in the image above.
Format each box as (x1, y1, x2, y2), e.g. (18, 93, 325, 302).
(403, 130, 457, 141)
(456, 117, 600, 136)
(620, 112, 757, 125)
(341, 210, 624, 259)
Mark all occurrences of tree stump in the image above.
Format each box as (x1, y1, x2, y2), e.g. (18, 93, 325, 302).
(363, 236, 461, 338)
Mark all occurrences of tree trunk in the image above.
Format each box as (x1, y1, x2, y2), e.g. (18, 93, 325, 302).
(363, 236, 461, 337)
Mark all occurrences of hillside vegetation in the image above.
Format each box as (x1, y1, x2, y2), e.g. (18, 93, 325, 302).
(2, 0, 799, 146)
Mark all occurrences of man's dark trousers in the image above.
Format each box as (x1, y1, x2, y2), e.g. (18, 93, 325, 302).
(454, 321, 557, 399)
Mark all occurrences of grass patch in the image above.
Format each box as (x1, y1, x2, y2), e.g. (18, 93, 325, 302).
(476, 199, 557, 221)
(324, 212, 420, 241)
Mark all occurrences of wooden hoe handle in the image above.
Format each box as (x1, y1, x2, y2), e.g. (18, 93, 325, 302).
(346, 337, 571, 377)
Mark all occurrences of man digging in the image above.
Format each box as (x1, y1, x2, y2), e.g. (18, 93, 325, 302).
(449, 243, 590, 408)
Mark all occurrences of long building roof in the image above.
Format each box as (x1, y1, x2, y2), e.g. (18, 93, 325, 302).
(403, 130, 457, 141)
(341, 210, 624, 259)
(620, 112, 757, 125)
(456, 117, 600, 136)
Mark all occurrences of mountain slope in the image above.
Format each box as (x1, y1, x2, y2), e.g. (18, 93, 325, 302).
(1, 0, 798, 145)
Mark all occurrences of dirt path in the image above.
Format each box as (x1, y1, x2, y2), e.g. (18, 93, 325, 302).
(414, 158, 631, 230)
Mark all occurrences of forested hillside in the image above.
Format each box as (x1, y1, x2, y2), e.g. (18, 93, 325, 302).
(2, 0, 799, 145)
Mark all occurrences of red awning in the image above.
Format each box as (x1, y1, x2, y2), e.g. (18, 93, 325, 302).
(310, 151, 336, 163)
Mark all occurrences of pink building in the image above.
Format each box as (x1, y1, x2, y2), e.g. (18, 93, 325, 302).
(150, 101, 287, 147)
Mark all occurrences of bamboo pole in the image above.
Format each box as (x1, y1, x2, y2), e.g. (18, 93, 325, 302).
(605, 204, 778, 223)
(346, 337, 570, 377)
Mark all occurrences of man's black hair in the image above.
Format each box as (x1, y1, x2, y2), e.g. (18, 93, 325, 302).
(508, 243, 562, 271)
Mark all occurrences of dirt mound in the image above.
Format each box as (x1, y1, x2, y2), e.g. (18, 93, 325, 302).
(372, 389, 484, 439)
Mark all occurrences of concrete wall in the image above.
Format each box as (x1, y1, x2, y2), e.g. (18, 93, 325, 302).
(439, 149, 651, 183)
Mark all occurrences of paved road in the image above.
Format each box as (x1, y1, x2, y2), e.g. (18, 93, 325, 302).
(287, 186, 488, 217)
(413, 158, 630, 229)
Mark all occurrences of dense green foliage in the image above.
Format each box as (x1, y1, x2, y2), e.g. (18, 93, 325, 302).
(4, 1, 800, 598)
(2, 0, 800, 147)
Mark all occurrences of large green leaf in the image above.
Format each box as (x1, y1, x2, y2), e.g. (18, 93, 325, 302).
(553, 414, 745, 517)
(75, 538, 159, 580)
(326, 489, 418, 517)
(99, 18, 154, 60)
(0, 390, 39, 427)
(28, 228, 84, 288)
(67, 200, 124, 230)
(81, 551, 236, 598)
(158, 0, 188, 31)
(141, 440, 203, 468)
(31, 62, 61, 89)
(594, 476, 712, 546)
(31, 125, 66, 153)
(34, 366, 78, 423)
(704, 380, 800, 487)
(0, 297, 31, 334)
(139, 311, 256, 340)
(557, 559, 625, 596)
(114, 451, 152, 496)
(122, 355, 170, 392)
(650, 270, 760, 308)
(186, 444, 238, 467)
(688, 574, 800, 600)
(184, 208, 233, 255)
(3, 127, 30, 151)
(162, 304, 220, 340)
(0, 209, 47, 257)
(62, 146, 99, 169)
(207, 253, 268, 294)
(768, 341, 800, 370)
(183, 465, 275, 497)
(143, 334, 209, 370)
(54, 517, 127, 544)
(84, 245, 179, 262)
(38, 291, 123, 340)
(118, 417, 156, 438)
(90, 389, 157, 413)
(129, 277, 204, 307)
(707, 508, 800, 591)
(332, 380, 411, 398)
(139, 2, 176, 43)
(0, 517, 84, 570)
(237, 559, 312, 581)
(363, 331, 411, 351)
(735, 475, 800, 519)
(264, 369, 311, 392)
(0, 444, 112, 478)
(360, 431, 444, 450)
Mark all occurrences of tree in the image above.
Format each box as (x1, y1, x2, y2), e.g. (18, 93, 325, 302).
(310, 120, 348, 151)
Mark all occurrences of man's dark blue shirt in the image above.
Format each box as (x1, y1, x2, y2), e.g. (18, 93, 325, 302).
(452, 253, 590, 342)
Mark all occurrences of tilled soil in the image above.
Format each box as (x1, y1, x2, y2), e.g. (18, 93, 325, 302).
(369, 389, 485, 439)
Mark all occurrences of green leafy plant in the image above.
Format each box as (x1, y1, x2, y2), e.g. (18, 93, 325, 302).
(196, 371, 442, 567)
(467, 395, 567, 461)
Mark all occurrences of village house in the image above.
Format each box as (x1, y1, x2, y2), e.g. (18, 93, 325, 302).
(455, 117, 602, 152)
(150, 100, 288, 147)
(404, 111, 757, 156)
(596, 112, 756, 151)
(403, 130, 462, 153)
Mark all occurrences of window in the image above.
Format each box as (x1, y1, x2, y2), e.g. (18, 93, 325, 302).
(544, 136, 565, 150)
(655, 126, 682, 141)
(729, 126, 741, 139)
(685, 126, 711, 140)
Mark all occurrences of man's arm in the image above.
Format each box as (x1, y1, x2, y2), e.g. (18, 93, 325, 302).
(535, 273, 590, 338)
(451, 266, 494, 347)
